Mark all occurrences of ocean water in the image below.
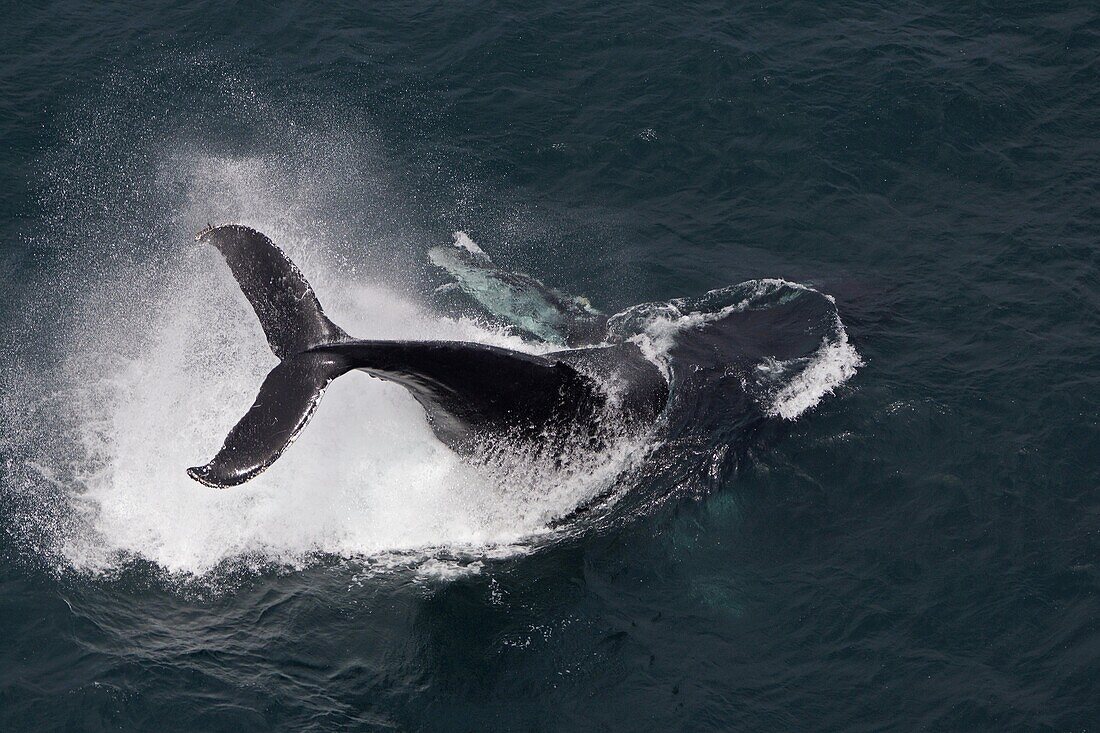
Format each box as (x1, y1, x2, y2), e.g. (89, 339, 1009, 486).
(1, 2, 1097, 731)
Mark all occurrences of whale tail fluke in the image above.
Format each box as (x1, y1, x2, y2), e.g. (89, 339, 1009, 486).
(187, 351, 353, 488)
(189, 225, 353, 487)
(197, 225, 348, 359)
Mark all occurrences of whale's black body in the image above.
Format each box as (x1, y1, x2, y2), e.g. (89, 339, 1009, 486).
(187, 225, 668, 488)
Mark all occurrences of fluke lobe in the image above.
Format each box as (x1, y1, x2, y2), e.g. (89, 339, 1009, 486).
(186, 225, 668, 488)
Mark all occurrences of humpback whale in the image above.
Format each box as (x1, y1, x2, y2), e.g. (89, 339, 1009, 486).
(187, 225, 669, 488)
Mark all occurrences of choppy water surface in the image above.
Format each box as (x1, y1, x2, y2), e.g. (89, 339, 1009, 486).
(1, 2, 1097, 731)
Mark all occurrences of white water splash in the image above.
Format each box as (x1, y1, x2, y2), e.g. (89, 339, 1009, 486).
(1, 114, 860, 581)
(0, 151, 645, 579)
(767, 323, 864, 420)
(451, 230, 488, 259)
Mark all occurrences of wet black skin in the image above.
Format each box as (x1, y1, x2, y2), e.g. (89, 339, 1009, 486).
(187, 225, 668, 488)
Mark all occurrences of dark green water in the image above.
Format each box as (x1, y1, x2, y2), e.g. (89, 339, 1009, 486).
(2, 2, 1098, 731)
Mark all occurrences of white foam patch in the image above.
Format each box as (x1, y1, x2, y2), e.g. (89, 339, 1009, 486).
(767, 324, 864, 420)
(24, 263, 633, 577)
(1, 152, 640, 580)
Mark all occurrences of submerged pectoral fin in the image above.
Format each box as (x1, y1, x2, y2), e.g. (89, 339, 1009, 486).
(427, 233, 607, 347)
(187, 352, 351, 488)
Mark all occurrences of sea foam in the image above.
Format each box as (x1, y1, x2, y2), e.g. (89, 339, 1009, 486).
(0, 154, 642, 579)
